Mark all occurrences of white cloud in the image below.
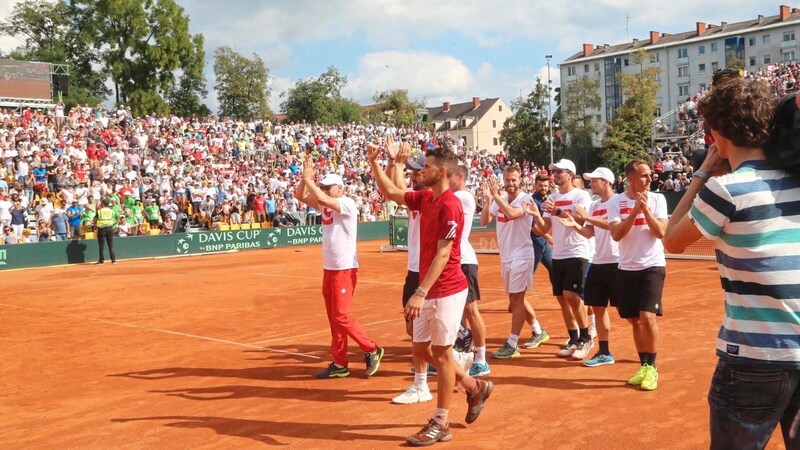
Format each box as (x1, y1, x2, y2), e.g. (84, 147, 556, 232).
(269, 76, 292, 112)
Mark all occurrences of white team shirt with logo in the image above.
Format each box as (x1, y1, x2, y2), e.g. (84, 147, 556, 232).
(544, 188, 593, 260)
(490, 193, 534, 262)
(321, 196, 359, 270)
(455, 190, 478, 265)
(606, 192, 667, 270)
(587, 198, 619, 265)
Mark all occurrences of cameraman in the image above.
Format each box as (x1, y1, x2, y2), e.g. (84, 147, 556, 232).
(665, 76, 799, 448)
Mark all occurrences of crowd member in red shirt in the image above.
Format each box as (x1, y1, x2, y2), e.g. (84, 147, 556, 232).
(252, 192, 266, 223)
(369, 142, 492, 447)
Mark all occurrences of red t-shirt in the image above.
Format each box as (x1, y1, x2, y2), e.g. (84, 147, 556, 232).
(404, 189, 467, 299)
(253, 197, 266, 213)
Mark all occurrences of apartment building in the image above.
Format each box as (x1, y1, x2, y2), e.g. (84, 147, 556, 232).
(559, 4, 800, 125)
(425, 97, 512, 154)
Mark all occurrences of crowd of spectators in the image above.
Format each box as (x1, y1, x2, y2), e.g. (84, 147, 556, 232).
(0, 104, 559, 244)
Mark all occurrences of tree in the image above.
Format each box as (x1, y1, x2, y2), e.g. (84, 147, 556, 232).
(73, 0, 205, 117)
(561, 76, 602, 170)
(365, 89, 423, 125)
(281, 66, 361, 124)
(167, 34, 210, 117)
(213, 46, 271, 120)
(0, 0, 109, 106)
(601, 49, 661, 173)
(499, 77, 554, 165)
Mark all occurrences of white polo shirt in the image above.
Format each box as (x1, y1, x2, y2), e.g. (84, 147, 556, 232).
(322, 196, 359, 270)
(490, 193, 534, 263)
(544, 188, 593, 260)
(455, 190, 478, 266)
(607, 192, 667, 270)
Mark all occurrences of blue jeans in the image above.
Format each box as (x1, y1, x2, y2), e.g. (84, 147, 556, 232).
(532, 235, 553, 273)
(708, 358, 800, 449)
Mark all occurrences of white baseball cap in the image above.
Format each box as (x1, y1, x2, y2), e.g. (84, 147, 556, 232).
(549, 159, 576, 174)
(319, 173, 344, 187)
(582, 167, 615, 183)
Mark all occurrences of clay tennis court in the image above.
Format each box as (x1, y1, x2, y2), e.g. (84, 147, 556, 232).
(0, 238, 786, 449)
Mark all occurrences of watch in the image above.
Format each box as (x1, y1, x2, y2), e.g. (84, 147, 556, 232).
(694, 170, 710, 181)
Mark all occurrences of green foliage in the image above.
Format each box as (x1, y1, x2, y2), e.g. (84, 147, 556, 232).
(281, 66, 362, 124)
(601, 49, 660, 173)
(73, 0, 205, 117)
(499, 77, 554, 164)
(213, 46, 271, 120)
(0, 0, 109, 106)
(366, 89, 423, 125)
(167, 34, 210, 117)
(561, 76, 602, 169)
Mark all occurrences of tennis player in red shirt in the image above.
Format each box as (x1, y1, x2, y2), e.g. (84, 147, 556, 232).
(369, 142, 492, 447)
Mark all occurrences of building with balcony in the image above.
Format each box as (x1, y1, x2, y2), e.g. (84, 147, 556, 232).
(559, 4, 800, 128)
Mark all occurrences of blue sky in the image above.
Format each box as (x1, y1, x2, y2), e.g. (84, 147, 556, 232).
(1, 0, 795, 113)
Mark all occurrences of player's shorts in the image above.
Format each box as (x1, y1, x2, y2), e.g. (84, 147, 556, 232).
(402, 270, 420, 309)
(461, 264, 480, 303)
(413, 288, 468, 346)
(583, 263, 619, 308)
(501, 259, 534, 295)
(617, 266, 665, 319)
(550, 258, 588, 296)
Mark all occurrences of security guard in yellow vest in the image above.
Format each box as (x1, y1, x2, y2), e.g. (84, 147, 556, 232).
(95, 198, 119, 264)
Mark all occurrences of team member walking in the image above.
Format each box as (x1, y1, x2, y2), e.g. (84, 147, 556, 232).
(481, 167, 549, 359)
(666, 78, 800, 447)
(95, 198, 118, 265)
(296, 155, 384, 379)
(450, 165, 490, 376)
(369, 143, 492, 447)
(525, 159, 593, 359)
(607, 159, 668, 391)
(559, 167, 619, 366)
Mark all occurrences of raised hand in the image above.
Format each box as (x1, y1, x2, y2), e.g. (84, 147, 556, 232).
(487, 176, 499, 197)
(385, 135, 399, 160)
(573, 204, 589, 221)
(366, 142, 382, 163)
(302, 155, 315, 181)
(559, 214, 578, 228)
(700, 143, 731, 177)
(542, 197, 556, 215)
(397, 142, 412, 165)
(521, 199, 541, 217)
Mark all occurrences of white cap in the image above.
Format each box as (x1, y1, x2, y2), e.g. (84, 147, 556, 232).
(549, 159, 576, 174)
(319, 173, 344, 187)
(582, 167, 615, 183)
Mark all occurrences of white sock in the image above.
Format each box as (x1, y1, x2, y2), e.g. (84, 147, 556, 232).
(507, 333, 519, 348)
(531, 320, 543, 335)
(433, 408, 449, 427)
(475, 346, 486, 364)
(589, 314, 596, 328)
(414, 372, 428, 389)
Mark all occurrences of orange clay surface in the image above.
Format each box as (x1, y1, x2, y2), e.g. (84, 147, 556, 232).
(0, 240, 787, 449)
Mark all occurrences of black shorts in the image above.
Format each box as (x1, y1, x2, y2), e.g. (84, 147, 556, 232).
(617, 267, 666, 319)
(461, 264, 480, 303)
(402, 270, 419, 308)
(550, 258, 588, 296)
(584, 263, 619, 308)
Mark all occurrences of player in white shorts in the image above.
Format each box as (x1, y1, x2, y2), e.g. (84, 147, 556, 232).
(481, 166, 549, 360)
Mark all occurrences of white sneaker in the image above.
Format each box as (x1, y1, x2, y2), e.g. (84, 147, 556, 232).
(570, 340, 592, 359)
(392, 385, 433, 404)
(452, 349, 474, 373)
(557, 343, 577, 358)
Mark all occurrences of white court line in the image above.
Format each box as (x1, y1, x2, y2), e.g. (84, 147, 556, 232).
(0, 302, 320, 360)
(251, 318, 398, 344)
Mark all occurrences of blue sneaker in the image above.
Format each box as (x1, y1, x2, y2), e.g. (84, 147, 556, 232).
(468, 361, 491, 377)
(583, 352, 615, 367)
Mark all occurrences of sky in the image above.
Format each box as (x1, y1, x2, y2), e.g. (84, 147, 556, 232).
(0, 0, 796, 113)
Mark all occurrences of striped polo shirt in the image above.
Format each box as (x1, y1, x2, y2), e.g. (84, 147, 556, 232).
(690, 161, 800, 368)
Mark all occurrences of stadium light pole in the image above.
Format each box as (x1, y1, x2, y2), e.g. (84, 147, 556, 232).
(546, 54, 553, 164)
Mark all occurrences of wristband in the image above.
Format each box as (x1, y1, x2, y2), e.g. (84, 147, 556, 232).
(414, 286, 428, 298)
(555, 208, 562, 216)
(694, 170, 709, 181)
